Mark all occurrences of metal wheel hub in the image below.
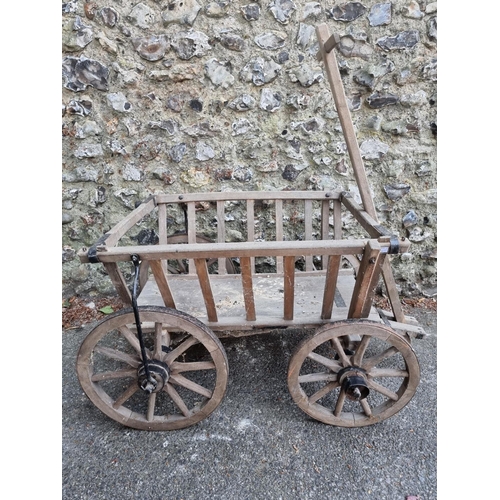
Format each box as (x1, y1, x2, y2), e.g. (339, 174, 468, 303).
(337, 366, 369, 401)
(137, 359, 170, 394)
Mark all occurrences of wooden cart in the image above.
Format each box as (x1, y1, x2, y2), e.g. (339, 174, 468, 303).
(76, 25, 426, 431)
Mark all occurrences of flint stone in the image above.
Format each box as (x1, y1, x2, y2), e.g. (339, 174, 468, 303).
(99, 7, 119, 27)
(62, 56, 109, 92)
(366, 92, 398, 108)
(219, 32, 246, 51)
(62, 213, 74, 225)
(282, 164, 307, 181)
(233, 167, 253, 182)
(407, 227, 431, 242)
(403, 210, 418, 228)
(288, 64, 323, 87)
(169, 143, 187, 162)
(229, 95, 256, 111)
(133, 137, 162, 160)
(162, 0, 201, 26)
(74, 143, 104, 159)
(171, 31, 211, 60)
(122, 164, 144, 181)
(338, 36, 373, 59)
(107, 92, 132, 112)
(196, 142, 215, 161)
(269, 0, 296, 24)
(153, 65, 202, 82)
(66, 99, 92, 116)
(108, 139, 127, 155)
(240, 57, 281, 86)
(132, 35, 169, 61)
(404, 1, 424, 19)
(75, 120, 101, 138)
(183, 122, 218, 137)
(260, 88, 282, 112)
(329, 2, 366, 21)
(114, 189, 138, 209)
(368, 3, 391, 26)
(232, 118, 253, 135)
(377, 30, 420, 51)
(381, 120, 407, 135)
(97, 34, 118, 55)
(63, 1, 78, 14)
(205, 2, 230, 17)
(128, 3, 156, 28)
(241, 4, 260, 21)
(296, 23, 315, 49)
(149, 119, 179, 135)
(360, 138, 389, 159)
(400, 90, 427, 107)
(353, 60, 395, 89)
(421, 58, 437, 81)
(286, 93, 310, 109)
(63, 16, 93, 51)
(428, 16, 437, 42)
(167, 94, 186, 112)
(384, 183, 410, 200)
(63, 166, 100, 181)
(301, 2, 322, 21)
(179, 167, 211, 188)
(205, 58, 234, 88)
(255, 32, 287, 50)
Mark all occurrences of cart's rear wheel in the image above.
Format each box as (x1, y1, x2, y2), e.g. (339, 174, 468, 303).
(76, 306, 228, 430)
(288, 320, 420, 427)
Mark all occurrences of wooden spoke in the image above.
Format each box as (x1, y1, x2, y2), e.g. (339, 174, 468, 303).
(360, 398, 372, 417)
(351, 335, 371, 366)
(118, 325, 142, 355)
(112, 381, 139, 409)
(93, 345, 140, 367)
(165, 336, 199, 364)
(170, 361, 216, 373)
(367, 379, 399, 401)
(309, 381, 340, 404)
(370, 367, 408, 378)
(76, 307, 228, 431)
(147, 393, 157, 421)
(165, 383, 192, 418)
(169, 374, 213, 399)
(362, 346, 398, 371)
(331, 337, 351, 366)
(307, 351, 342, 372)
(298, 372, 337, 384)
(333, 387, 347, 416)
(91, 369, 136, 382)
(288, 321, 420, 427)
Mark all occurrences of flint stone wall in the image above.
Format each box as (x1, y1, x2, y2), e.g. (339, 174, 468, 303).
(62, 0, 437, 298)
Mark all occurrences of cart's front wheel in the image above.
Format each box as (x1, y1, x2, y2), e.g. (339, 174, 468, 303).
(288, 320, 420, 427)
(76, 306, 228, 430)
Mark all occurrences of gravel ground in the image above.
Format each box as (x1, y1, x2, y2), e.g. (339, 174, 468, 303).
(62, 306, 437, 500)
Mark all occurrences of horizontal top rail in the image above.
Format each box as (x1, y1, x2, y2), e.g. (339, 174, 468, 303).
(79, 237, 410, 264)
(154, 190, 341, 204)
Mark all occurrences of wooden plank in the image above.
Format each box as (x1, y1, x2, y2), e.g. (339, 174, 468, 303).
(217, 200, 227, 275)
(321, 255, 341, 319)
(187, 202, 196, 275)
(348, 240, 386, 319)
(240, 256, 256, 321)
(276, 199, 283, 274)
(381, 259, 405, 322)
(304, 199, 313, 271)
(102, 262, 132, 305)
(80, 238, 391, 263)
(321, 199, 330, 269)
(333, 199, 342, 240)
(194, 258, 218, 322)
(316, 24, 376, 219)
(283, 255, 295, 320)
(155, 191, 341, 204)
(247, 199, 255, 273)
(149, 260, 176, 309)
(158, 203, 167, 245)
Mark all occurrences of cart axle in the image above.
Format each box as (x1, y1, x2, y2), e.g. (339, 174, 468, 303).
(337, 367, 370, 401)
(138, 360, 170, 394)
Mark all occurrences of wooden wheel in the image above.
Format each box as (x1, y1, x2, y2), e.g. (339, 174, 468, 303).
(76, 306, 228, 430)
(288, 320, 420, 427)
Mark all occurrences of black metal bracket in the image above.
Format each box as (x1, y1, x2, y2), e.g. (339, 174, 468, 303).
(87, 233, 110, 263)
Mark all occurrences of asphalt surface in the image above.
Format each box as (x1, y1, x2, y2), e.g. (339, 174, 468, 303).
(62, 307, 437, 500)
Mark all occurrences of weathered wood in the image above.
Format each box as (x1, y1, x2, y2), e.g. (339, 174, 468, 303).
(102, 262, 132, 304)
(276, 199, 284, 274)
(149, 259, 176, 309)
(283, 255, 296, 320)
(217, 200, 227, 275)
(316, 24, 376, 219)
(304, 200, 313, 271)
(247, 199, 255, 273)
(155, 190, 340, 204)
(321, 198, 331, 269)
(187, 202, 196, 275)
(240, 256, 256, 321)
(321, 255, 341, 319)
(348, 240, 386, 318)
(194, 258, 218, 322)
